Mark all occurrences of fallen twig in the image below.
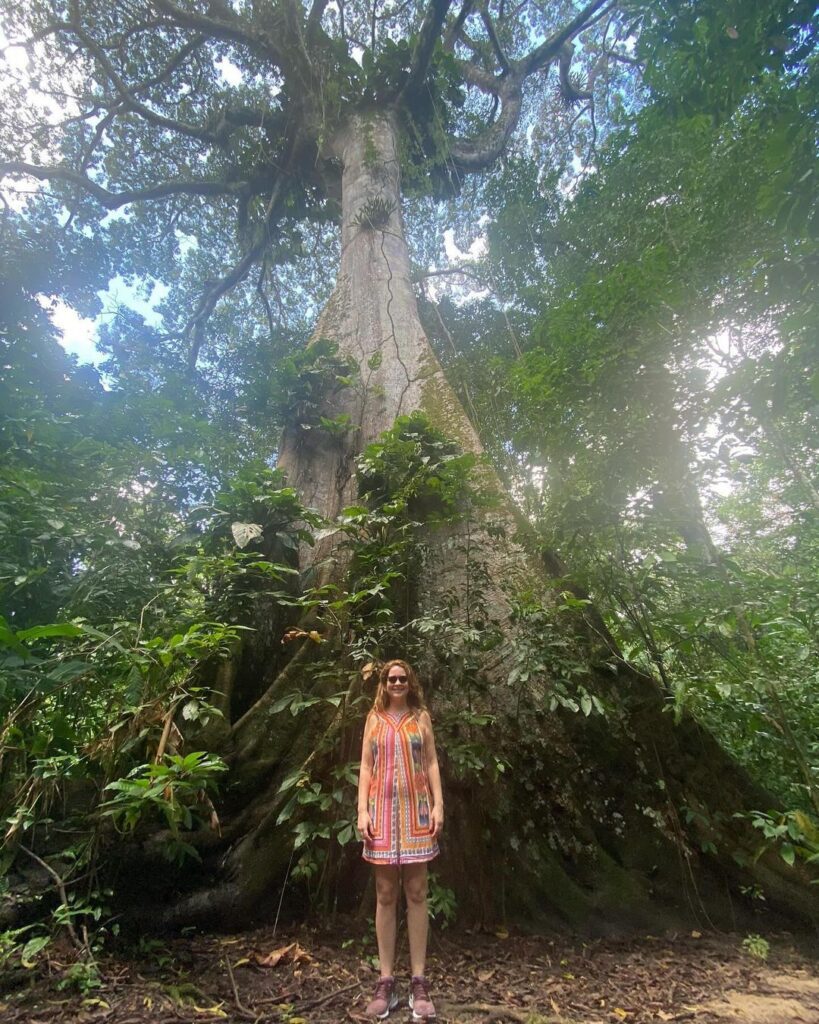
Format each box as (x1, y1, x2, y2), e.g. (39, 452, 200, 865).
(223, 956, 259, 1020)
(297, 978, 363, 1010)
(18, 844, 83, 951)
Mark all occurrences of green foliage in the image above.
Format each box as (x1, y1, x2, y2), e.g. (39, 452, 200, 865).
(427, 872, 457, 927)
(507, 592, 607, 718)
(56, 959, 103, 994)
(742, 934, 770, 961)
(442, 0, 819, 831)
(745, 809, 819, 873)
(357, 412, 479, 520)
(271, 338, 358, 434)
(101, 752, 227, 864)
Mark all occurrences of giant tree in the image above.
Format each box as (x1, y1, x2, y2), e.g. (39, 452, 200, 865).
(2, 0, 817, 930)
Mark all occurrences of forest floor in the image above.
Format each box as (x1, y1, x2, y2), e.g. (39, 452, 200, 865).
(2, 920, 818, 1024)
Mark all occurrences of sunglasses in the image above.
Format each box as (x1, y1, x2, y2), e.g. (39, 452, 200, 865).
(387, 674, 408, 682)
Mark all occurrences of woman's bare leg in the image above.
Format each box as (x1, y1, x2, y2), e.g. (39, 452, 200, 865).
(373, 865, 400, 976)
(402, 862, 429, 977)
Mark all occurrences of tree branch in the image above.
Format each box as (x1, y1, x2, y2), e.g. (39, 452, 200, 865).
(456, 55, 502, 94)
(184, 151, 296, 370)
(0, 161, 247, 209)
(446, 0, 612, 172)
(152, 0, 282, 64)
(306, 0, 331, 39)
(444, 0, 477, 49)
(68, 19, 220, 143)
(448, 77, 522, 171)
(396, 0, 454, 106)
(558, 43, 593, 105)
(479, 2, 509, 73)
(519, 0, 612, 77)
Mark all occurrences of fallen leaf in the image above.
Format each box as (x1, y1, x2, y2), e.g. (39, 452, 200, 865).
(613, 1010, 628, 1020)
(495, 927, 509, 939)
(192, 1003, 227, 1017)
(251, 940, 315, 969)
(292, 942, 316, 964)
(477, 968, 496, 982)
(253, 942, 296, 967)
(690, 930, 701, 939)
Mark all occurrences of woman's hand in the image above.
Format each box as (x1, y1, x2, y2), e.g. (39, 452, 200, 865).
(357, 809, 374, 840)
(431, 805, 444, 837)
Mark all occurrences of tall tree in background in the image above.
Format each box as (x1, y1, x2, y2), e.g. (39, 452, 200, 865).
(2, 0, 817, 928)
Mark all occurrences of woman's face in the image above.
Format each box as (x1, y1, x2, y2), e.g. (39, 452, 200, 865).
(385, 663, 409, 703)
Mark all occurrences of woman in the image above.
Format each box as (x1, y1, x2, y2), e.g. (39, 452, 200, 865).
(357, 659, 444, 1020)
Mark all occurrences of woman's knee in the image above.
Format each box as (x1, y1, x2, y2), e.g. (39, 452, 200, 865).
(375, 874, 400, 907)
(403, 873, 428, 906)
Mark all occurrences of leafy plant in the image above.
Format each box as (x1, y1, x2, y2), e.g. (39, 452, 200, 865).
(742, 934, 770, 961)
(101, 752, 228, 863)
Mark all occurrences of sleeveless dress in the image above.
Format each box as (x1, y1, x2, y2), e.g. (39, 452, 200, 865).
(362, 708, 439, 865)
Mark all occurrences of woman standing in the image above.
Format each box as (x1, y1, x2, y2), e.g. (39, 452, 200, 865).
(357, 659, 444, 1020)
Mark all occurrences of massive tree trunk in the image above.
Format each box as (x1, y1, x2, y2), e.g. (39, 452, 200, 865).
(149, 111, 818, 933)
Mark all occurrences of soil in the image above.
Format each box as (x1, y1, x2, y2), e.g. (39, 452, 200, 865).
(2, 921, 818, 1024)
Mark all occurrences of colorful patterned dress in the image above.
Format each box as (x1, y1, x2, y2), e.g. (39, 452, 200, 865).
(362, 708, 439, 865)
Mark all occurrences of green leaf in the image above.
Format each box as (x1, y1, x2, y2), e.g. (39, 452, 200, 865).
(16, 623, 84, 641)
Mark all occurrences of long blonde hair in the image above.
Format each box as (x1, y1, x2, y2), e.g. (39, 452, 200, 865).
(372, 659, 426, 714)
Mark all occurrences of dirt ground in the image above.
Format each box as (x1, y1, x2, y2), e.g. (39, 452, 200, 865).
(2, 921, 818, 1024)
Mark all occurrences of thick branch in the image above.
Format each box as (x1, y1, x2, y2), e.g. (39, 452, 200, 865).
(479, 2, 509, 73)
(456, 55, 501, 94)
(448, 77, 521, 171)
(519, 0, 612, 77)
(558, 43, 593, 104)
(306, 0, 331, 39)
(0, 161, 246, 209)
(444, 0, 477, 49)
(396, 0, 454, 106)
(447, 0, 610, 172)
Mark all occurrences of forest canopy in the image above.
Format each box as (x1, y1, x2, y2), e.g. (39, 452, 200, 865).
(0, 0, 818, 964)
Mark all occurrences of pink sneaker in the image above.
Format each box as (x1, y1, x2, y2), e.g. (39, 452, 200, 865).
(409, 975, 436, 1020)
(366, 975, 399, 1019)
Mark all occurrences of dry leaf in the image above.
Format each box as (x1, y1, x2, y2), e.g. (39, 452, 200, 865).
(192, 1003, 227, 1017)
(477, 969, 496, 982)
(613, 1009, 628, 1020)
(253, 942, 296, 967)
(690, 930, 701, 939)
(495, 927, 509, 939)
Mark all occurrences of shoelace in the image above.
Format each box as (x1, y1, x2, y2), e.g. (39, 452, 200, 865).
(375, 978, 393, 998)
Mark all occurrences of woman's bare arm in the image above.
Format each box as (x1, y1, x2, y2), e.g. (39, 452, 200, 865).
(357, 713, 375, 837)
